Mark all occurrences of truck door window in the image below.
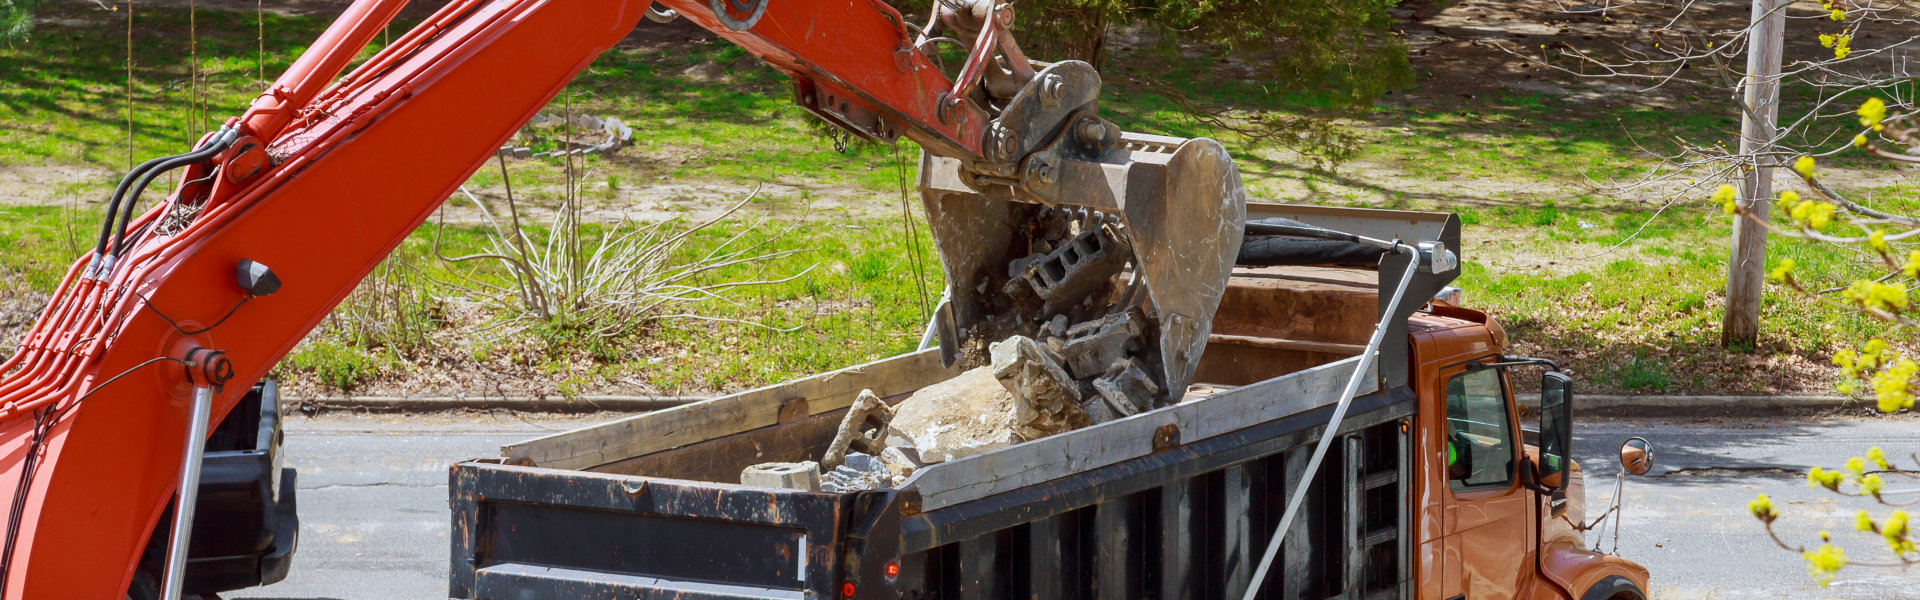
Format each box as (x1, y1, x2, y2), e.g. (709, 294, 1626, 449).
(1445, 367, 1515, 491)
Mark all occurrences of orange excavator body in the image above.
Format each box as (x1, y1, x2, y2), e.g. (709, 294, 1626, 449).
(0, 0, 997, 596)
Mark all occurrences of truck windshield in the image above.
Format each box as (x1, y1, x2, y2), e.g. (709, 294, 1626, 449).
(1445, 366, 1515, 491)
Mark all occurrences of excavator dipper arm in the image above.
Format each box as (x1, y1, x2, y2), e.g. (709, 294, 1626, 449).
(0, 0, 1243, 597)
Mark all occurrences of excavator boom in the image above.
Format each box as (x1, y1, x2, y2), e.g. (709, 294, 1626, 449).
(0, 0, 1244, 597)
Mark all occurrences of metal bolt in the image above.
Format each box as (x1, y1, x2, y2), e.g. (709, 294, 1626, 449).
(1077, 119, 1106, 147)
(1042, 75, 1066, 105)
(1031, 160, 1056, 185)
(994, 125, 1018, 158)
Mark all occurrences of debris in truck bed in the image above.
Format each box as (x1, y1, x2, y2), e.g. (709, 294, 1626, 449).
(1004, 218, 1131, 317)
(989, 336, 1089, 439)
(823, 390, 894, 470)
(740, 461, 822, 491)
(885, 367, 1023, 464)
(877, 446, 925, 481)
(821, 452, 892, 492)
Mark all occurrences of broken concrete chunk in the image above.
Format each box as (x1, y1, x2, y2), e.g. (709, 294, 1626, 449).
(823, 389, 895, 470)
(1060, 309, 1142, 380)
(741, 461, 822, 491)
(1010, 223, 1132, 316)
(1088, 358, 1162, 423)
(889, 367, 1024, 464)
(879, 446, 926, 480)
(990, 336, 1090, 437)
(991, 337, 1081, 404)
(822, 452, 893, 492)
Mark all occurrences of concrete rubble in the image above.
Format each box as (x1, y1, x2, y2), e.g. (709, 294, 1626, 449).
(740, 461, 822, 491)
(738, 211, 1187, 492)
(822, 453, 893, 492)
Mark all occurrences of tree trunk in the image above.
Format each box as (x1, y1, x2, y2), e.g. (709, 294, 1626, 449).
(1723, 0, 1785, 349)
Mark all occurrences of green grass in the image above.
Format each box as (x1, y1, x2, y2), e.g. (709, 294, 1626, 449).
(3, 5, 1913, 396)
(264, 210, 944, 394)
(0, 205, 90, 292)
(1453, 198, 1908, 393)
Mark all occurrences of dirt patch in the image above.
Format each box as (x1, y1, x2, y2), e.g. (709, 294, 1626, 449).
(0, 165, 115, 206)
(0, 289, 49, 354)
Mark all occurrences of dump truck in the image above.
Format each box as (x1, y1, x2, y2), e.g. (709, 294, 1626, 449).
(0, 0, 1651, 596)
(447, 203, 1655, 600)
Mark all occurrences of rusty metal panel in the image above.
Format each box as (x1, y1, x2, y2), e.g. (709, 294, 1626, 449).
(1094, 494, 1140, 599)
(449, 462, 852, 599)
(899, 389, 1414, 551)
(957, 532, 1005, 600)
(1158, 478, 1197, 600)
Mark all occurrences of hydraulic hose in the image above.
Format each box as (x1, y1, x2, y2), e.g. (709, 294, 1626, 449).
(90, 154, 183, 269)
(91, 127, 239, 275)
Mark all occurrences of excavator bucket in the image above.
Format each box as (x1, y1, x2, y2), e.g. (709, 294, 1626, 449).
(917, 132, 1246, 417)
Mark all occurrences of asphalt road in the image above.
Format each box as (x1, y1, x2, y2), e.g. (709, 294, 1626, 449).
(234, 412, 1920, 599)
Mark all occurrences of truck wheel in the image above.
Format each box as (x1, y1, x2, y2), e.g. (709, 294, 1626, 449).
(125, 566, 159, 600)
(1580, 575, 1645, 600)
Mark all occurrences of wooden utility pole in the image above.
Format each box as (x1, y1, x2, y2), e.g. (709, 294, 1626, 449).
(1724, 0, 1785, 349)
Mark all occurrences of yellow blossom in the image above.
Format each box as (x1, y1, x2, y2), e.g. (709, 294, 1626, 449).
(1863, 473, 1886, 497)
(1859, 510, 1877, 532)
(1794, 155, 1818, 179)
(1843, 280, 1910, 311)
(1780, 190, 1801, 205)
(1855, 133, 1870, 148)
(1804, 542, 1846, 586)
(1832, 8, 1847, 20)
(1822, 33, 1838, 48)
(1715, 184, 1740, 215)
(1886, 511, 1915, 554)
(1789, 200, 1837, 230)
(1769, 258, 1797, 283)
(1903, 250, 1920, 278)
(1835, 348, 1860, 373)
(1869, 446, 1890, 470)
(1870, 230, 1889, 253)
(1846, 456, 1867, 475)
(1860, 97, 1887, 128)
(1751, 493, 1779, 522)
(1810, 466, 1845, 490)
(1872, 358, 1917, 412)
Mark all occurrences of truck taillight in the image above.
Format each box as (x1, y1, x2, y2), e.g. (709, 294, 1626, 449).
(885, 561, 899, 578)
(842, 582, 857, 597)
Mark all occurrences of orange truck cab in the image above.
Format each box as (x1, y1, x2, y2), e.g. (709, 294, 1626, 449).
(1407, 304, 1651, 600)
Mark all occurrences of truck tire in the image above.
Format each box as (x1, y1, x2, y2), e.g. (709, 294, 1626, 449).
(125, 566, 159, 600)
(1580, 575, 1645, 600)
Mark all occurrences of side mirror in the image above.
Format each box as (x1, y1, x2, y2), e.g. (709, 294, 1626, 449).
(1535, 372, 1574, 491)
(1619, 437, 1654, 476)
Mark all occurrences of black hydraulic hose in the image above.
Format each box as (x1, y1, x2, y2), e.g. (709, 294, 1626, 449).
(1243, 217, 1362, 243)
(106, 128, 240, 260)
(92, 154, 181, 261)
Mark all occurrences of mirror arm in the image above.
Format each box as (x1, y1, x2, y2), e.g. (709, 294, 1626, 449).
(1467, 355, 1562, 372)
(1519, 456, 1559, 495)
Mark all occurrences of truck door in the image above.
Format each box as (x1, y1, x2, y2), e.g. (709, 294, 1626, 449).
(1439, 361, 1530, 600)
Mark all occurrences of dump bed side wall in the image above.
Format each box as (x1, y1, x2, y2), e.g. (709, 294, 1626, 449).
(885, 389, 1413, 600)
(448, 389, 1413, 600)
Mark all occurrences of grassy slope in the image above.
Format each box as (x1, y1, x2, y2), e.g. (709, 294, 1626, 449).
(1, 5, 1908, 396)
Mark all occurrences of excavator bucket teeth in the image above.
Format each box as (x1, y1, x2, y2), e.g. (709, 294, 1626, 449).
(917, 133, 1246, 410)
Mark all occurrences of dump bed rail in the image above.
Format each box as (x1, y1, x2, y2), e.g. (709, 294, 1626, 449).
(451, 352, 1414, 599)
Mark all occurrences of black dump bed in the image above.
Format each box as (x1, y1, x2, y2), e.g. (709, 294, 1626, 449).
(449, 348, 1412, 600)
(448, 204, 1458, 600)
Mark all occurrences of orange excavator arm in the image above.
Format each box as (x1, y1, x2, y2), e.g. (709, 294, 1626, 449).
(0, 0, 1246, 596)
